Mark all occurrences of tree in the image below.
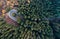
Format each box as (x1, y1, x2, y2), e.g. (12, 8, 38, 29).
(17, 0, 57, 39)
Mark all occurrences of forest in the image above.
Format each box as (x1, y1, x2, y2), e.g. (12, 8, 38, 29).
(0, 0, 60, 39)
